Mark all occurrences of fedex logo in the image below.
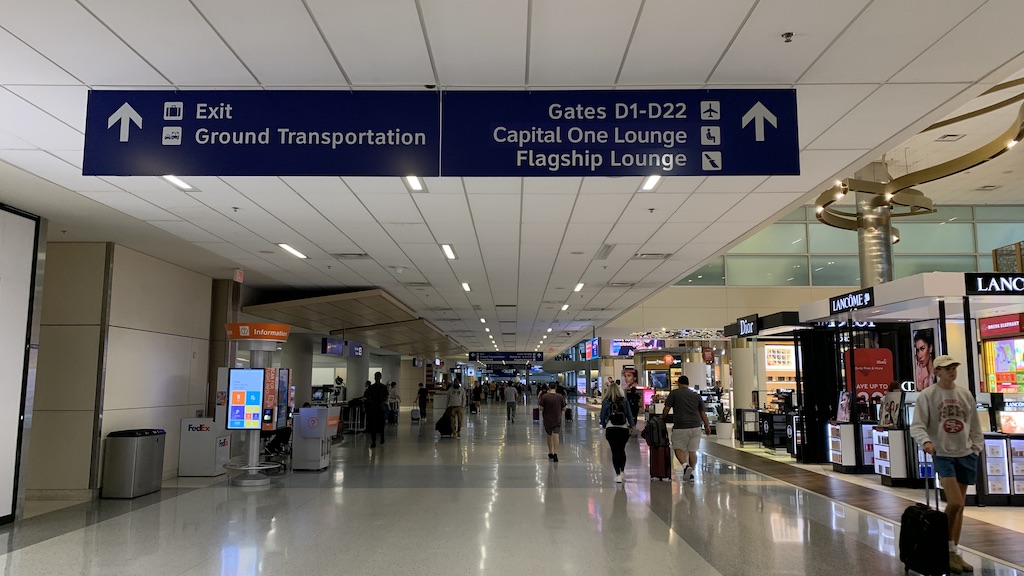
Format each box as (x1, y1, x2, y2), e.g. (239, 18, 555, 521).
(187, 424, 211, 432)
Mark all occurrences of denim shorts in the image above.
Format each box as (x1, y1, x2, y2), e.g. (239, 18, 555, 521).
(934, 453, 979, 485)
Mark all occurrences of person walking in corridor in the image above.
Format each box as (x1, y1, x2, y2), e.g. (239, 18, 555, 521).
(538, 383, 566, 462)
(662, 376, 711, 481)
(504, 382, 519, 422)
(447, 378, 466, 438)
(600, 381, 635, 483)
(365, 372, 389, 448)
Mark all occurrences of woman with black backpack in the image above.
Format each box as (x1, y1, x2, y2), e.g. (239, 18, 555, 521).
(599, 381, 636, 483)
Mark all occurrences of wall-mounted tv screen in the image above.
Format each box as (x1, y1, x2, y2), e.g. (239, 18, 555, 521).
(348, 342, 364, 357)
(321, 337, 344, 356)
(227, 368, 265, 430)
(610, 339, 665, 356)
(412, 357, 423, 368)
(585, 338, 600, 360)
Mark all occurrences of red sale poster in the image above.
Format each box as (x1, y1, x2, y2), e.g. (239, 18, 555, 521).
(844, 348, 894, 403)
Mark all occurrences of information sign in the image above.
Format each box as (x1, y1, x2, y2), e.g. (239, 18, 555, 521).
(468, 352, 544, 363)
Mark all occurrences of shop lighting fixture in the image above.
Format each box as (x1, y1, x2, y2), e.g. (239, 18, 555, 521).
(1009, 140, 1019, 149)
(441, 244, 457, 259)
(561, 304, 569, 311)
(278, 243, 307, 259)
(641, 175, 661, 191)
(462, 282, 471, 292)
(574, 283, 584, 292)
(405, 175, 423, 191)
(163, 175, 192, 190)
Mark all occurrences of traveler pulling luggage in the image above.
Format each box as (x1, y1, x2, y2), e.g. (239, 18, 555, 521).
(435, 407, 454, 437)
(899, 452, 949, 576)
(411, 407, 421, 422)
(640, 415, 672, 480)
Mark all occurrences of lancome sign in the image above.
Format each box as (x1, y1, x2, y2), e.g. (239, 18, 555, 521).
(829, 287, 875, 315)
(966, 273, 1024, 295)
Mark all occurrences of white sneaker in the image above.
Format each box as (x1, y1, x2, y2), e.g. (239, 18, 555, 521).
(685, 467, 695, 481)
(614, 473, 623, 483)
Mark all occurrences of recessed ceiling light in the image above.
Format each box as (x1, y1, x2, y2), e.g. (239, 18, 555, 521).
(485, 328, 490, 333)
(546, 328, 552, 333)
(162, 175, 192, 190)
(542, 335, 547, 339)
(641, 175, 661, 191)
(441, 244, 457, 259)
(462, 282, 471, 292)
(405, 175, 423, 191)
(480, 318, 486, 323)
(561, 304, 569, 311)
(574, 283, 584, 292)
(278, 243, 307, 259)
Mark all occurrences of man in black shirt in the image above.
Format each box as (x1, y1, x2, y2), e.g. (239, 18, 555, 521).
(365, 372, 389, 448)
(416, 382, 429, 419)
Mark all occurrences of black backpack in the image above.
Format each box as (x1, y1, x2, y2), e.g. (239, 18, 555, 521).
(609, 399, 627, 426)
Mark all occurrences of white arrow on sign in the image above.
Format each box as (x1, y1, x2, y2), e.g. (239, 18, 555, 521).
(741, 101, 777, 142)
(107, 102, 142, 142)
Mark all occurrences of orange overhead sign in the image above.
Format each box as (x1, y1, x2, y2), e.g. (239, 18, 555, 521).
(225, 323, 291, 342)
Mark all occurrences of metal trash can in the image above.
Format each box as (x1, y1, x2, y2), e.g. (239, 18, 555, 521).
(101, 429, 166, 498)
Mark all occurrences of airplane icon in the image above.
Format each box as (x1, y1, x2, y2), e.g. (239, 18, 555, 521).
(701, 101, 720, 120)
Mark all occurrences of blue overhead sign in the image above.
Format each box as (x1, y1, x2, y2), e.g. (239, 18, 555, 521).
(440, 89, 798, 176)
(82, 89, 798, 177)
(468, 352, 543, 363)
(83, 90, 440, 176)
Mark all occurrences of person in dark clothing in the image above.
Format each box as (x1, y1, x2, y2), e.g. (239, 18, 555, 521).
(416, 382, 429, 419)
(625, 382, 642, 421)
(365, 371, 389, 448)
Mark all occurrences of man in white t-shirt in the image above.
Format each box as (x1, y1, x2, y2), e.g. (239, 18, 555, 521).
(447, 378, 466, 438)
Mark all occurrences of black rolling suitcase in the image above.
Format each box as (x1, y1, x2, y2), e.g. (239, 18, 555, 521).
(899, 452, 949, 576)
(435, 407, 454, 437)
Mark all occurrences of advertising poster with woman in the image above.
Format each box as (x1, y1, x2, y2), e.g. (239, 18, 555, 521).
(911, 322, 937, 391)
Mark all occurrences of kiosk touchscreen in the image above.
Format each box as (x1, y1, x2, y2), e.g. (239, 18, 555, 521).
(227, 368, 264, 430)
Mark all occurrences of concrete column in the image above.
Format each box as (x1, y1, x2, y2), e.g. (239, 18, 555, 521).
(730, 339, 757, 410)
(207, 280, 240, 414)
(279, 333, 314, 406)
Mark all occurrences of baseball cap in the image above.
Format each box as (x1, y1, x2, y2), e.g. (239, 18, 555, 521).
(934, 355, 960, 368)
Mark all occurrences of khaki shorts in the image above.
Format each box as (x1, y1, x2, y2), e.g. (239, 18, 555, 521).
(670, 427, 703, 452)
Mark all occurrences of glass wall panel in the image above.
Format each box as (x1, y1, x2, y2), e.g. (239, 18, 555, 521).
(897, 206, 973, 222)
(730, 224, 807, 254)
(978, 255, 995, 273)
(894, 255, 976, 278)
(807, 222, 858, 254)
(975, 206, 1024, 221)
(810, 256, 860, 286)
(778, 206, 809, 221)
(726, 255, 809, 286)
(976, 222, 1024, 253)
(892, 223, 975, 254)
(675, 257, 724, 286)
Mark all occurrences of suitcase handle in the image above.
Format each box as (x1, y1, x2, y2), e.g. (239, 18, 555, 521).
(921, 448, 940, 510)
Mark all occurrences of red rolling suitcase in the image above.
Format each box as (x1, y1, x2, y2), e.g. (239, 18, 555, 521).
(650, 445, 673, 480)
(899, 452, 949, 576)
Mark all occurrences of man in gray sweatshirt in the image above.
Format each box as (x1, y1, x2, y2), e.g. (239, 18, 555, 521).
(909, 355, 983, 574)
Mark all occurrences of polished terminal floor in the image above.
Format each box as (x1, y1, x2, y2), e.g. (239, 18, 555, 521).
(2, 401, 1022, 576)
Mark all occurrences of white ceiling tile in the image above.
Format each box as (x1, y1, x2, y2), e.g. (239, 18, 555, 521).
(579, 177, 641, 194)
(570, 194, 630, 223)
(693, 176, 768, 194)
(564, 222, 613, 244)
(381, 222, 434, 244)
(523, 193, 574, 224)
(146, 220, 224, 243)
(420, 0, 528, 86)
(619, 193, 688, 222)
(0, 130, 33, 150)
(82, 0, 255, 86)
(306, 0, 434, 85)
(343, 177, 410, 194)
(192, 0, 344, 86)
(794, 84, 879, 148)
(468, 194, 520, 223)
(718, 193, 804, 222)
(801, 1, 983, 84)
(644, 222, 707, 246)
(0, 89, 83, 150)
(711, 0, 871, 84)
(421, 177, 464, 194)
(753, 150, 868, 193)
(355, 191, 422, 224)
(894, 0, 1024, 83)
(286, 179, 372, 224)
(529, 0, 641, 85)
(619, 0, 755, 85)
(464, 177, 520, 195)
(810, 83, 971, 150)
(0, 28, 80, 84)
(196, 242, 261, 260)
(414, 193, 471, 227)
(79, 191, 177, 221)
(656, 177, 706, 194)
(2, 0, 166, 85)
(4, 86, 88, 133)
(0, 150, 118, 192)
(523, 177, 581, 194)
(671, 193, 746, 222)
